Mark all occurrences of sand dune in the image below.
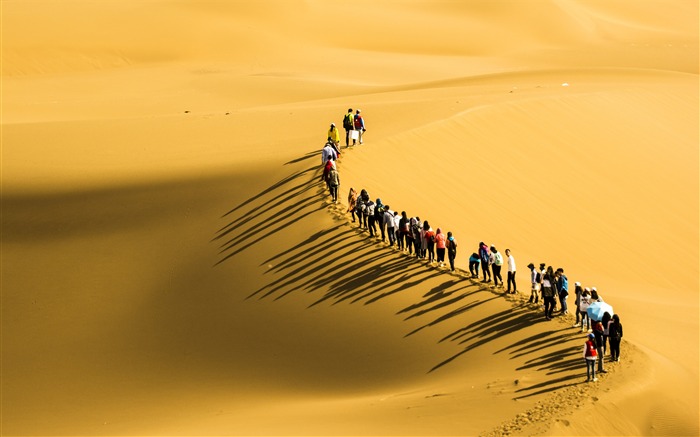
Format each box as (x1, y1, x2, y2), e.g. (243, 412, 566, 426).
(2, 0, 698, 435)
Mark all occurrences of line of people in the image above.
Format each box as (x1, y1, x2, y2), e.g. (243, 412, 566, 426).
(318, 111, 623, 384)
(346, 188, 459, 272)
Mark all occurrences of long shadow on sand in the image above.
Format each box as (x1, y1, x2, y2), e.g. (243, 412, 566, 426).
(215, 151, 588, 399)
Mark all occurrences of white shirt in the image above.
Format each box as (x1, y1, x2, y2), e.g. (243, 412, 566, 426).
(321, 145, 337, 165)
(507, 255, 516, 272)
(384, 210, 395, 228)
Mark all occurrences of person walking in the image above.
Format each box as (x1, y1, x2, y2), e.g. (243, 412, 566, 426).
(327, 165, 340, 203)
(528, 263, 540, 304)
(446, 231, 458, 271)
(327, 123, 341, 155)
(423, 221, 436, 263)
(347, 188, 358, 222)
(393, 211, 402, 250)
(505, 249, 517, 293)
(469, 253, 480, 278)
(355, 189, 369, 229)
(321, 141, 337, 166)
(479, 242, 492, 283)
(435, 228, 447, 266)
(375, 199, 385, 241)
(579, 288, 591, 332)
(398, 211, 410, 251)
(556, 268, 569, 314)
(608, 314, 623, 362)
(491, 246, 504, 287)
(383, 205, 395, 246)
(593, 319, 607, 374)
(321, 156, 335, 191)
(365, 198, 376, 237)
(542, 266, 558, 320)
(601, 311, 612, 357)
(353, 109, 366, 145)
(583, 333, 599, 382)
(412, 217, 423, 258)
(342, 108, 354, 147)
(572, 282, 583, 327)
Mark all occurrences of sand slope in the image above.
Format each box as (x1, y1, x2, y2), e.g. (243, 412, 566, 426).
(2, 0, 698, 435)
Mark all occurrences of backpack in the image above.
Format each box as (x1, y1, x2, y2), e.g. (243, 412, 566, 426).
(343, 113, 353, 130)
(535, 272, 542, 283)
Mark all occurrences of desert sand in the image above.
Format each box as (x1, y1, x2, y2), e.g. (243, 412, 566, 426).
(2, 1, 698, 435)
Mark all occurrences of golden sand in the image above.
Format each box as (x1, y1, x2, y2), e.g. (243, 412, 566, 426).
(2, 1, 698, 435)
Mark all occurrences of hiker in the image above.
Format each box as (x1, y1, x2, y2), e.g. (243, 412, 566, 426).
(607, 314, 623, 362)
(365, 198, 377, 237)
(528, 263, 540, 304)
(572, 282, 583, 327)
(355, 189, 369, 228)
(583, 333, 599, 382)
(353, 109, 366, 145)
(406, 217, 417, 255)
(539, 263, 547, 305)
(327, 165, 340, 203)
(579, 288, 591, 332)
(506, 249, 517, 293)
(411, 217, 422, 257)
(347, 188, 358, 222)
(327, 123, 341, 155)
(593, 319, 607, 374)
(469, 252, 480, 278)
(556, 268, 569, 314)
(398, 211, 410, 251)
(446, 232, 458, 271)
(542, 266, 558, 320)
(321, 141, 337, 165)
(342, 108, 354, 147)
(491, 246, 504, 287)
(383, 206, 395, 246)
(435, 228, 447, 266)
(479, 242, 492, 283)
(375, 199, 385, 241)
(601, 311, 612, 356)
(423, 222, 436, 263)
(321, 157, 335, 190)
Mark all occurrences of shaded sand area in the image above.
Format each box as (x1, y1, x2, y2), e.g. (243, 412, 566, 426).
(2, 1, 699, 435)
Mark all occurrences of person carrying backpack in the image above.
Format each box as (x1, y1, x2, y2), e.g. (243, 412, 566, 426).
(353, 109, 366, 145)
(342, 108, 354, 147)
(490, 246, 504, 287)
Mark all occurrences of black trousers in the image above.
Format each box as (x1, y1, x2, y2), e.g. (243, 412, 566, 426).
(507, 271, 517, 292)
(492, 264, 503, 285)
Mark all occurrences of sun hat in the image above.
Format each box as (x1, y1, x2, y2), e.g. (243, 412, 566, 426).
(575, 282, 581, 286)
(527, 263, 535, 269)
(588, 333, 595, 339)
(331, 122, 335, 127)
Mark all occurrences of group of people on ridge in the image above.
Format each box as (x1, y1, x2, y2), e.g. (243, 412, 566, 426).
(346, 188, 459, 271)
(317, 108, 624, 384)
